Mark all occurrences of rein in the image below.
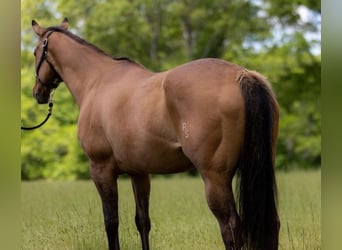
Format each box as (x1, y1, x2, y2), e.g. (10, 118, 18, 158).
(21, 92, 54, 130)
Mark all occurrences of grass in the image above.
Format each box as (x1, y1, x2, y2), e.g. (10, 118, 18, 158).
(21, 170, 321, 250)
(277, 170, 321, 250)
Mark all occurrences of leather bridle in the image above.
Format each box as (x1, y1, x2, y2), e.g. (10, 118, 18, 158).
(35, 31, 63, 89)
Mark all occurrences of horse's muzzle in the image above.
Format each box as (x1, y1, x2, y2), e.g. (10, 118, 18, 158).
(34, 92, 49, 104)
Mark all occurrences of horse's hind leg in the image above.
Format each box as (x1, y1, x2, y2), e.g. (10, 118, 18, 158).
(130, 174, 151, 250)
(202, 171, 242, 250)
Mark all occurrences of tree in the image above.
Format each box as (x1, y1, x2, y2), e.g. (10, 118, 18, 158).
(21, 0, 321, 179)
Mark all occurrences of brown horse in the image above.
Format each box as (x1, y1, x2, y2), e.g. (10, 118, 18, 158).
(30, 18, 280, 250)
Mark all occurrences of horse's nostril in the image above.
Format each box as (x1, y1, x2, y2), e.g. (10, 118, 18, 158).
(34, 92, 42, 103)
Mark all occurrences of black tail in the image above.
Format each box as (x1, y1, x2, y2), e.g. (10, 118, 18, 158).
(236, 70, 280, 250)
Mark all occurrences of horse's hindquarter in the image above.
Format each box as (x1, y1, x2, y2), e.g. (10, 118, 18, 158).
(163, 58, 246, 171)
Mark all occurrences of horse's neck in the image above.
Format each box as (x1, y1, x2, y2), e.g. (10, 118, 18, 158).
(50, 34, 119, 107)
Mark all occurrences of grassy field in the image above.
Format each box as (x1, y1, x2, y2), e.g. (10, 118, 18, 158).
(21, 170, 320, 250)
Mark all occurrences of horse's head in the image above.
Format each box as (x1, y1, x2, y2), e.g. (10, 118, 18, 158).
(31, 18, 69, 104)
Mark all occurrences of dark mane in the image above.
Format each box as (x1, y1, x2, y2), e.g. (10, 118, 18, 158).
(44, 26, 139, 65)
(112, 56, 137, 64)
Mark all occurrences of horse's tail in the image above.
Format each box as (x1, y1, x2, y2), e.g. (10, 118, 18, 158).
(236, 70, 280, 250)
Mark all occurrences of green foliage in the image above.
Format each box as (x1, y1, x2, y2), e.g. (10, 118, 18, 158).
(21, 0, 321, 179)
(21, 124, 89, 180)
(266, 33, 320, 169)
(277, 103, 320, 170)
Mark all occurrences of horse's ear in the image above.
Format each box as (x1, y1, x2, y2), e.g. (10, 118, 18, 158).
(32, 20, 45, 36)
(60, 17, 69, 30)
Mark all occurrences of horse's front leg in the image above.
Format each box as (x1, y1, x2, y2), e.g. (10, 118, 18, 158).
(90, 160, 120, 250)
(130, 174, 151, 250)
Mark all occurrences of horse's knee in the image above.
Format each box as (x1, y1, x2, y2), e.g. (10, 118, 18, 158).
(135, 214, 151, 233)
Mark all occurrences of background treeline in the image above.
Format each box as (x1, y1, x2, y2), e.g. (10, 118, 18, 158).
(21, 0, 321, 180)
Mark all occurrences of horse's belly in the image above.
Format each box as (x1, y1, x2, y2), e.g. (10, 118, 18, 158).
(115, 141, 194, 174)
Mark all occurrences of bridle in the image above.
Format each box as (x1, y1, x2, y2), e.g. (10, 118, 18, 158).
(21, 31, 62, 130)
(35, 31, 63, 89)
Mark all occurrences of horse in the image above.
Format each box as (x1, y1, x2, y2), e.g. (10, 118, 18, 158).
(30, 18, 280, 250)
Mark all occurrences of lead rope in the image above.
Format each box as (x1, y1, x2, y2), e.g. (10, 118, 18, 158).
(21, 91, 55, 130)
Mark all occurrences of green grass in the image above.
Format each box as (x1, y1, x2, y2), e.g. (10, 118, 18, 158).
(22, 170, 321, 250)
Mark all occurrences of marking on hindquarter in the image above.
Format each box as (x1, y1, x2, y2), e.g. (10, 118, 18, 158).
(182, 122, 190, 139)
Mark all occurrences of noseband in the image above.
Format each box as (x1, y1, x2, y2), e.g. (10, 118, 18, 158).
(35, 31, 63, 89)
